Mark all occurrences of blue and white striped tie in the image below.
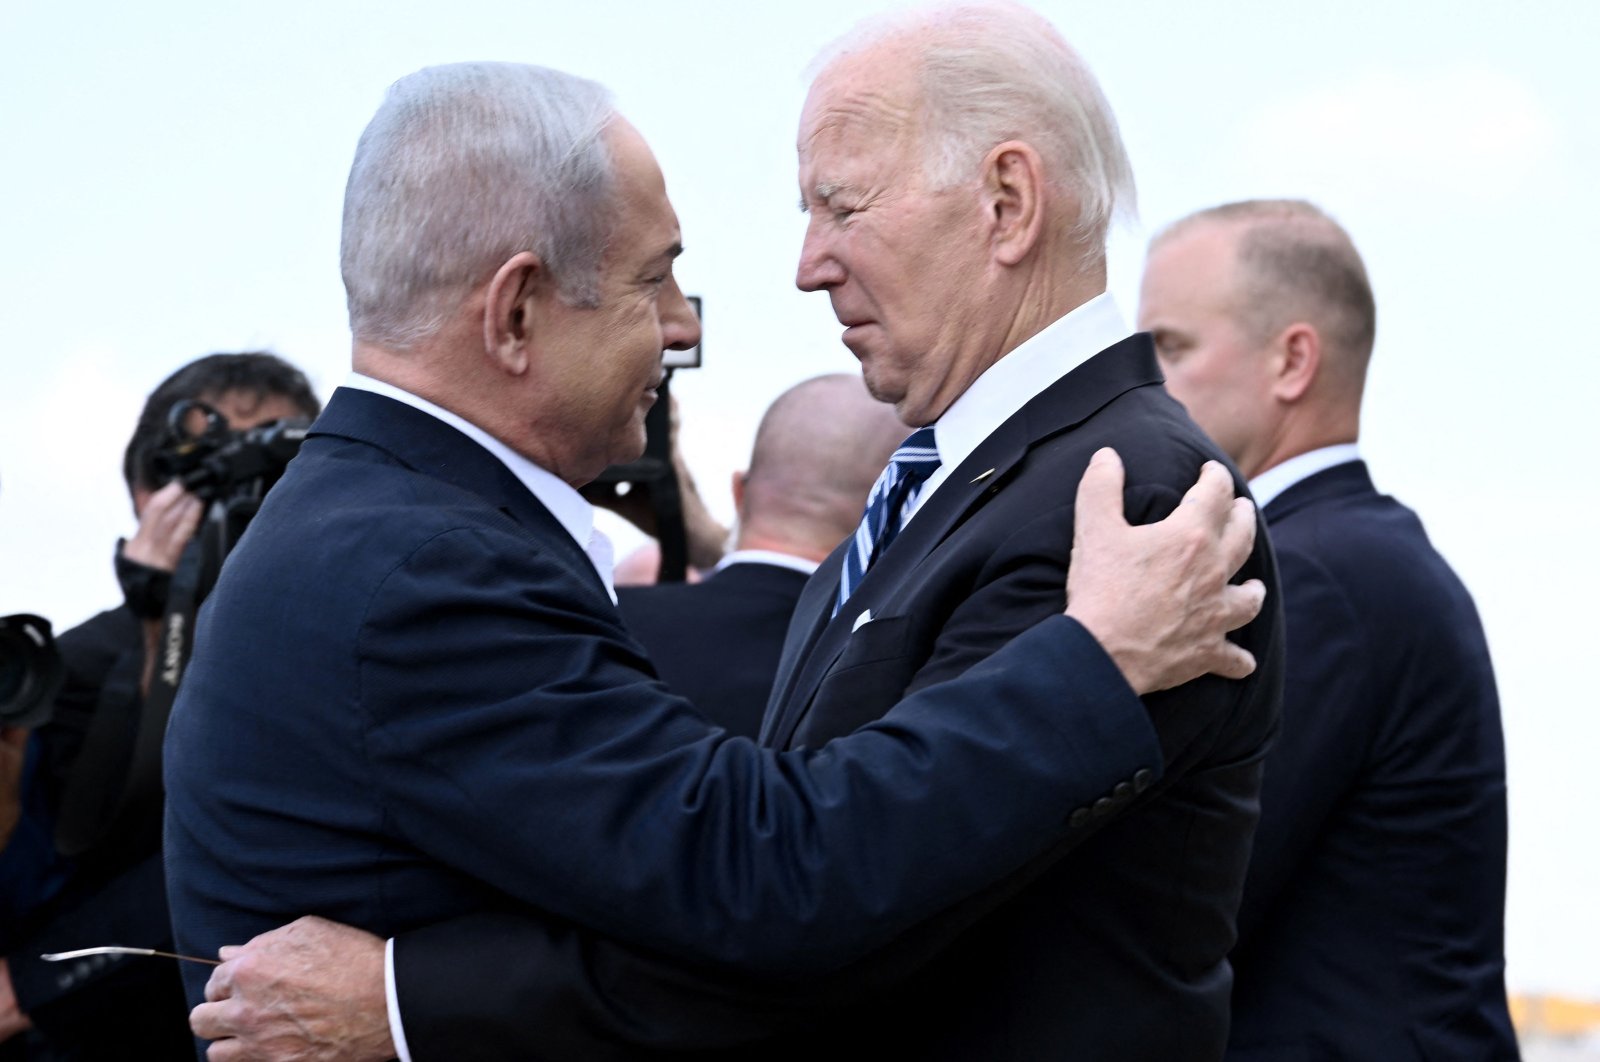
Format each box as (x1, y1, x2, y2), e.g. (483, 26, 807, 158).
(834, 425, 941, 617)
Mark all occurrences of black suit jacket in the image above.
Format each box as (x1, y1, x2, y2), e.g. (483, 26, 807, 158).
(162, 388, 1168, 1035)
(392, 334, 1285, 1061)
(616, 561, 809, 738)
(1227, 461, 1517, 1061)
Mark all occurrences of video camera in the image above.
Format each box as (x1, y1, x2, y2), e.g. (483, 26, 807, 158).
(0, 613, 64, 729)
(152, 399, 310, 506)
(147, 398, 311, 579)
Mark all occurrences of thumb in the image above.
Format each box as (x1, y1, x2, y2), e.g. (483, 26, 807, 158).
(1074, 447, 1128, 536)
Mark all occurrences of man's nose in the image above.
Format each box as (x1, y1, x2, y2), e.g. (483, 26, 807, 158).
(795, 219, 843, 293)
(661, 277, 701, 353)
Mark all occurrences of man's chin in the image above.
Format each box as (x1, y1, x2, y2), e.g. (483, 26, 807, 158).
(841, 324, 874, 353)
(857, 366, 903, 409)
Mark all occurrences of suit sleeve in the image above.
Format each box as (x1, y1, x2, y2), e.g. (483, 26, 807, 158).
(362, 523, 1160, 978)
(390, 482, 1258, 1059)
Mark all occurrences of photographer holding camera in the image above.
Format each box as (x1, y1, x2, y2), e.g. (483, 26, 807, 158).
(0, 352, 318, 1061)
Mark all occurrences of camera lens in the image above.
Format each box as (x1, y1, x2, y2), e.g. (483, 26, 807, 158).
(0, 614, 65, 729)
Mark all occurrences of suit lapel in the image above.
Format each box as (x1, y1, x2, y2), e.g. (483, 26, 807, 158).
(764, 333, 1164, 750)
(760, 545, 847, 745)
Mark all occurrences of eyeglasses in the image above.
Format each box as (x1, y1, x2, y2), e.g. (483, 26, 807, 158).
(41, 946, 220, 966)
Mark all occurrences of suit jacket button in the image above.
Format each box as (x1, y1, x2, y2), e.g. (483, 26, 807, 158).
(1113, 781, 1133, 802)
(1092, 797, 1115, 818)
(1132, 768, 1154, 793)
(1069, 807, 1090, 828)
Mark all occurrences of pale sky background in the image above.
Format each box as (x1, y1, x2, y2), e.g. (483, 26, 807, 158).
(1, 0, 1596, 999)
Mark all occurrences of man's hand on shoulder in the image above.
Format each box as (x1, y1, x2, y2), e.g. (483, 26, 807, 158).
(191, 916, 393, 1062)
(1066, 448, 1265, 695)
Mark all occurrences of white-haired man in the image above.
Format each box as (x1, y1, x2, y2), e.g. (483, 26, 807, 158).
(170, 48, 1268, 1062)
(1139, 199, 1517, 1060)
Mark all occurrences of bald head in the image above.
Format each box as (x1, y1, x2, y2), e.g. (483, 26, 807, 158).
(1139, 199, 1375, 478)
(735, 374, 909, 561)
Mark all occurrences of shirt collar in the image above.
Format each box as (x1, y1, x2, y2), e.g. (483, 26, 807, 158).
(341, 372, 615, 601)
(712, 549, 821, 577)
(909, 292, 1129, 519)
(1248, 443, 1363, 509)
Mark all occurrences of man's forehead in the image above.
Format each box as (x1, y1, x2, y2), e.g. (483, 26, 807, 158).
(800, 51, 919, 152)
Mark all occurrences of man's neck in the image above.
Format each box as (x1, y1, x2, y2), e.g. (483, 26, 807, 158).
(1240, 405, 1361, 481)
(734, 528, 830, 565)
(992, 254, 1106, 368)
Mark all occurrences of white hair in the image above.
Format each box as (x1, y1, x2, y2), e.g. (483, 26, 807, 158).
(341, 62, 617, 348)
(813, 2, 1136, 253)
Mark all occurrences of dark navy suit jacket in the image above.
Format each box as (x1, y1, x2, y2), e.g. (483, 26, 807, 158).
(161, 388, 1168, 1034)
(616, 561, 809, 738)
(1227, 461, 1517, 1061)
(388, 335, 1286, 1061)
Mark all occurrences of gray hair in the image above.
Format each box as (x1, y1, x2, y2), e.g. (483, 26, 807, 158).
(813, 2, 1136, 253)
(341, 62, 617, 348)
(1154, 199, 1377, 381)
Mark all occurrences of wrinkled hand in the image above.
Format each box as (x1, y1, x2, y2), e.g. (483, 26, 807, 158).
(1065, 448, 1265, 694)
(122, 480, 204, 572)
(0, 958, 31, 1045)
(0, 727, 28, 852)
(191, 916, 393, 1062)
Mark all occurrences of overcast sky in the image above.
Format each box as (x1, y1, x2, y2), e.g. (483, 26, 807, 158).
(1, 0, 1596, 998)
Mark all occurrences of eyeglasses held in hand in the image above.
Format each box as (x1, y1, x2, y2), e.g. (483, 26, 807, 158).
(41, 946, 221, 966)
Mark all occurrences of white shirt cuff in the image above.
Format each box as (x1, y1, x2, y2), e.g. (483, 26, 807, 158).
(384, 937, 414, 1062)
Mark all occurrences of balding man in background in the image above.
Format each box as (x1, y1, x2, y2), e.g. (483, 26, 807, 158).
(618, 373, 906, 736)
(1139, 199, 1517, 1060)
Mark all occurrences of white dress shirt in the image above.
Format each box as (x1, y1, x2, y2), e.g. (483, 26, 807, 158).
(1247, 443, 1363, 510)
(907, 292, 1130, 524)
(712, 548, 821, 577)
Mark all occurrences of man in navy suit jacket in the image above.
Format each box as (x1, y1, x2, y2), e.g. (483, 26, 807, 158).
(170, 58, 1268, 1060)
(618, 373, 906, 736)
(1140, 199, 1518, 1059)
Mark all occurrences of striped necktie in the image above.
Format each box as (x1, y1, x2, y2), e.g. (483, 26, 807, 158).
(835, 425, 940, 617)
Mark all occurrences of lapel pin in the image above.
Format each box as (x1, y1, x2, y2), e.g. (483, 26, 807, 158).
(969, 468, 996, 484)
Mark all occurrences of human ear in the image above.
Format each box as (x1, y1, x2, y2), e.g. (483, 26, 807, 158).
(1274, 323, 1321, 402)
(982, 141, 1046, 266)
(483, 252, 544, 375)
